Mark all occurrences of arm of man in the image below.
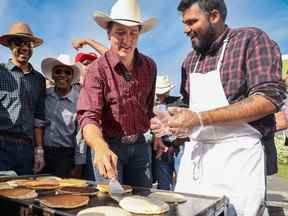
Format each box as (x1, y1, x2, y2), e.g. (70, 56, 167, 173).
(72, 38, 108, 56)
(34, 77, 46, 173)
(275, 111, 288, 131)
(77, 64, 117, 179)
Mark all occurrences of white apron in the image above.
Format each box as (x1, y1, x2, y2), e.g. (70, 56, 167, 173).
(175, 39, 265, 216)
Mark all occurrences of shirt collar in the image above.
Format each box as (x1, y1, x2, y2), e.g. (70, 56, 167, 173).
(6, 60, 35, 74)
(47, 86, 78, 103)
(106, 48, 143, 70)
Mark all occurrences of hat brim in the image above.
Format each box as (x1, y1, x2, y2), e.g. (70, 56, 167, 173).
(93, 11, 157, 33)
(0, 34, 43, 48)
(155, 85, 175, 95)
(41, 58, 81, 84)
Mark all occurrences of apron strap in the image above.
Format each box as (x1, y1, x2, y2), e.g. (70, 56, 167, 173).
(191, 38, 229, 74)
(216, 38, 229, 72)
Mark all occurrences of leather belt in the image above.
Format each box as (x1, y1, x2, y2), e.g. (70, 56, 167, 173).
(107, 134, 141, 144)
(0, 133, 32, 144)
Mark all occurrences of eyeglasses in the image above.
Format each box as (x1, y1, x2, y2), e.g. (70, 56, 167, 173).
(11, 39, 34, 48)
(54, 68, 73, 76)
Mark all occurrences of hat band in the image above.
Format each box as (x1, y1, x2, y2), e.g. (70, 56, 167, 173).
(113, 19, 141, 24)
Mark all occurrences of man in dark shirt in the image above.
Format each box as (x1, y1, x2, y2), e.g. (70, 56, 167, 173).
(77, 0, 157, 187)
(0, 21, 46, 175)
(151, 0, 285, 215)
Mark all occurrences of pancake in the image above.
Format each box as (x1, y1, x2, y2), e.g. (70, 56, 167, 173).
(59, 186, 98, 196)
(39, 194, 89, 209)
(148, 191, 187, 203)
(77, 206, 131, 216)
(0, 188, 37, 199)
(58, 178, 87, 187)
(21, 180, 60, 190)
(96, 184, 132, 193)
(6, 179, 33, 187)
(119, 195, 170, 214)
(0, 182, 15, 190)
(36, 176, 62, 181)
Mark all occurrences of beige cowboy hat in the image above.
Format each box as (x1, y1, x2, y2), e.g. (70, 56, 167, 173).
(0, 21, 43, 47)
(156, 75, 176, 95)
(41, 54, 81, 84)
(93, 0, 157, 33)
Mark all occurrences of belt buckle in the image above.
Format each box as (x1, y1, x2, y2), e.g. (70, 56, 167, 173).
(121, 135, 138, 144)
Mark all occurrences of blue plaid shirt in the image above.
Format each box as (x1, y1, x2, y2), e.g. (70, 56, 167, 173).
(0, 61, 46, 140)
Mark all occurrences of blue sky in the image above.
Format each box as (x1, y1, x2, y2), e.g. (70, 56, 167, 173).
(0, 0, 288, 95)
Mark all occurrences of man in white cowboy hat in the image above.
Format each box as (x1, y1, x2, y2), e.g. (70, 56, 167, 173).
(41, 54, 86, 178)
(0, 21, 46, 175)
(77, 0, 157, 187)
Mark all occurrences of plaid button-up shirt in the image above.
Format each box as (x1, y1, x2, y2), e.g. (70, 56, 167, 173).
(0, 61, 46, 139)
(180, 27, 286, 137)
(77, 49, 156, 137)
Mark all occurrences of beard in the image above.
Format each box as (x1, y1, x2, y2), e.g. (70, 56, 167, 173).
(191, 23, 217, 54)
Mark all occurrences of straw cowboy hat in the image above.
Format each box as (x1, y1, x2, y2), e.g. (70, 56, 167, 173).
(155, 75, 176, 95)
(0, 21, 43, 47)
(93, 0, 157, 33)
(41, 54, 81, 84)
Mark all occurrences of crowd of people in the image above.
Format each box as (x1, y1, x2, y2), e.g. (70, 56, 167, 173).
(0, 0, 287, 215)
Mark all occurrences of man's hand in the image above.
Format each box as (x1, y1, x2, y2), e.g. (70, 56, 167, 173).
(154, 137, 168, 159)
(72, 38, 88, 50)
(34, 146, 45, 173)
(93, 144, 118, 179)
(150, 117, 169, 138)
(70, 165, 83, 179)
(168, 107, 201, 138)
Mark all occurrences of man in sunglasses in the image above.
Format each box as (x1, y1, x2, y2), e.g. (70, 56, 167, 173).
(0, 21, 46, 175)
(41, 54, 85, 178)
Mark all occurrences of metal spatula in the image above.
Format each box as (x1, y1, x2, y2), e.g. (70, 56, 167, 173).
(109, 178, 125, 202)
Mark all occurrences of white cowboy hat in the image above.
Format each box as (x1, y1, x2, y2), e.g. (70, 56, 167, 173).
(41, 54, 81, 84)
(155, 75, 175, 95)
(93, 0, 157, 33)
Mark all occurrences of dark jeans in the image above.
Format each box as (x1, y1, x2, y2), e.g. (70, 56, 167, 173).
(0, 139, 34, 175)
(81, 146, 95, 180)
(41, 146, 74, 178)
(154, 157, 174, 190)
(93, 135, 152, 188)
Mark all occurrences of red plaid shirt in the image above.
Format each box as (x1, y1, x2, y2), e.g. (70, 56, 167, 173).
(180, 27, 286, 136)
(77, 49, 156, 137)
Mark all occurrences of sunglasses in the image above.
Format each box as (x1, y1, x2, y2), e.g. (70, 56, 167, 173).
(11, 39, 34, 48)
(54, 68, 73, 76)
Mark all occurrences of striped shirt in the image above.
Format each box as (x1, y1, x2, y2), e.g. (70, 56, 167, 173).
(0, 61, 46, 140)
(77, 49, 157, 137)
(180, 27, 286, 136)
(44, 87, 85, 164)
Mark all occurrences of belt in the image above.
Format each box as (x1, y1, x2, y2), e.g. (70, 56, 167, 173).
(106, 134, 141, 144)
(0, 133, 32, 144)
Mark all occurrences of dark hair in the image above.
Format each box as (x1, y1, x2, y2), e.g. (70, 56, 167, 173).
(177, 0, 227, 21)
(107, 21, 142, 34)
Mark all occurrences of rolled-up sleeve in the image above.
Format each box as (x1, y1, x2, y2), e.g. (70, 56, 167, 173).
(246, 31, 286, 110)
(77, 63, 104, 130)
